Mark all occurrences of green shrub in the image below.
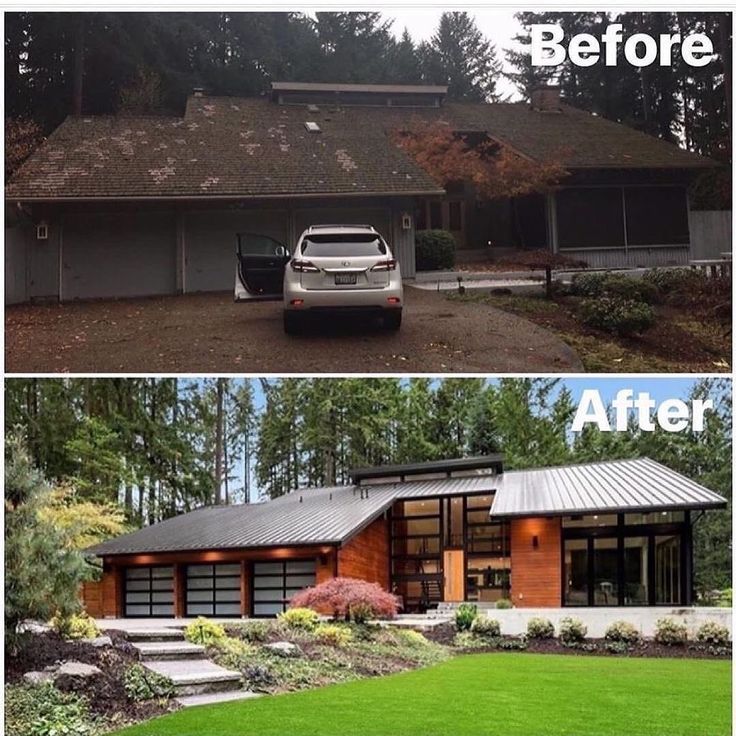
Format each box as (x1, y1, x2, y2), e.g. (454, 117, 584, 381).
(184, 616, 226, 646)
(415, 230, 456, 271)
(454, 603, 478, 631)
(315, 623, 353, 647)
(234, 620, 270, 643)
(604, 620, 640, 644)
(470, 615, 501, 639)
(5, 682, 99, 736)
(498, 637, 527, 651)
(495, 598, 513, 609)
(122, 664, 174, 702)
(50, 611, 100, 640)
(718, 589, 732, 607)
(643, 267, 704, 293)
(526, 617, 555, 639)
(604, 640, 631, 655)
(559, 617, 587, 644)
(279, 607, 320, 631)
(654, 618, 688, 646)
(571, 272, 660, 304)
(579, 296, 656, 336)
(453, 631, 486, 649)
(696, 621, 730, 646)
(211, 637, 257, 670)
(391, 628, 430, 648)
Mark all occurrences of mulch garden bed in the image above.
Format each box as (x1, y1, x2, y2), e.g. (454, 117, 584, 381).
(449, 287, 730, 372)
(422, 623, 731, 660)
(6, 630, 174, 724)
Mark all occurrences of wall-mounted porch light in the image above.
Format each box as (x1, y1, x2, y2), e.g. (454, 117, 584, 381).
(401, 212, 412, 230)
(36, 221, 48, 240)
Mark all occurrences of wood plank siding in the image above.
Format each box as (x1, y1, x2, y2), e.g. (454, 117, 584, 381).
(510, 517, 562, 607)
(337, 516, 390, 589)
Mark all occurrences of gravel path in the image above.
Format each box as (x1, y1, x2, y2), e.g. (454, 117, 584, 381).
(5, 286, 582, 374)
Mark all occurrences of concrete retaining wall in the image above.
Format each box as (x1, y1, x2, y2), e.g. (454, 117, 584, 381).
(468, 606, 732, 639)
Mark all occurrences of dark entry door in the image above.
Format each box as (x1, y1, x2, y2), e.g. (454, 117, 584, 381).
(251, 560, 317, 617)
(235, 233, 290, 301)
(185, 563, 242, 617)
(124, 566, 175, 617)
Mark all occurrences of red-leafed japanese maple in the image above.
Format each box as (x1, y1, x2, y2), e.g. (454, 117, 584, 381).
(393, 120, 568, 200)
(290, 577, 400, 622)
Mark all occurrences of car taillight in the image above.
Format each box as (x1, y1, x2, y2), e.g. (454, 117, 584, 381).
(291, 259, 320, 273)
(371, 259, 397, 271)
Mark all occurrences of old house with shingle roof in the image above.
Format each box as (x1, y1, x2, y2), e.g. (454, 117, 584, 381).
(5, 82, 711, 303)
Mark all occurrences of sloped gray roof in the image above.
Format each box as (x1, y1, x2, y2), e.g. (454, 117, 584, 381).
(490, 457, 727, 518)
(88, 458, 725, 556)
(7, 94, 710, 202)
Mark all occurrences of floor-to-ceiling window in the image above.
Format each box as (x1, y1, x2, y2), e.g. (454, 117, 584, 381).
(465, 494, 510, 603)
(562, 511, 690, 607)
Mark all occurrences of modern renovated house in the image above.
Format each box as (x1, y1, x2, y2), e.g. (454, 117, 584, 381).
(84, 455, 726, 618)
(6, 81, 712, 304)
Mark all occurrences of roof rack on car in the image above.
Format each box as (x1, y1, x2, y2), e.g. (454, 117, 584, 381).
(307, 224, 375, 232)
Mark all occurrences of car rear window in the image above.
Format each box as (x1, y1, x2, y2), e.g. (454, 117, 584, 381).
(302, 233, 387, 257)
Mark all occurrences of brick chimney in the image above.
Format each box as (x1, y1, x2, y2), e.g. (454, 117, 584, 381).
(530, 85, 561, 112)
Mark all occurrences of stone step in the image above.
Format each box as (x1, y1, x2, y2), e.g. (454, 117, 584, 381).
(134, 641, 205, 661)
(176, 690, 263, 708)
(144, 659, 241, 697)
(125, 628, 185, 643)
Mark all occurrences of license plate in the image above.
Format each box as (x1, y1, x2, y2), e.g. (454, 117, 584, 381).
(335, 273, 357, 285)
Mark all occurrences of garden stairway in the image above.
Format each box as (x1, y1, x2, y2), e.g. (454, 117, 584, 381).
(127, 628, 262, 708)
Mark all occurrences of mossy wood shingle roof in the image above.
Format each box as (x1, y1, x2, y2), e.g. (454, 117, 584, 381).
(7, 95, 710, 201)
(88, 458, 725, 557)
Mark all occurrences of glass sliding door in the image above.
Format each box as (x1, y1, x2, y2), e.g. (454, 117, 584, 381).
(563, 538, 589, 606)
(593, 537, 619, 605)
(655, 535, 681, 604)
(623, 537, 649, 605)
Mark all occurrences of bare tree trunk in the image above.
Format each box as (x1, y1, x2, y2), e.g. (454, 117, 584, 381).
(72, 14, 85, 116)
(214, 379, 225, 504)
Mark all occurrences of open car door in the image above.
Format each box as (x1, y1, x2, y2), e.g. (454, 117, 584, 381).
(234, 233, 291, 302)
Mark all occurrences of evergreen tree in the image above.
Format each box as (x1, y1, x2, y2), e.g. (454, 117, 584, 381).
(5, 436, 89, 652)
(422, 12, 501, 101)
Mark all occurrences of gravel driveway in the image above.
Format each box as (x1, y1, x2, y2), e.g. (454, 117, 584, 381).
(5, 287, 582, 373)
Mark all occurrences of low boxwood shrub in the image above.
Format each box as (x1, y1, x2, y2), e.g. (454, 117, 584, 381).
(654, 618, 688, 646)
(234, 620, 270, 643)
(470, 615, 501, 639)
(184, 616, 226, 646)
(643, 267, 704, 293)
(5, 682, 99, 736)
(495, 598, 513, 609)
(526, 617, 555, 639)
(571, 272, 660, 304)
(696, 621, 730, 646)
(50, 611, 101, 640)
(498, 637, 527, 651)
(454, 603, 478, 631)
(579, 296, 656, 336)
(279, 607, 320, 631)
(559, 616, 587, 644)
(123, 663, 175, 702)
(290, 577, 399, 622)
(391, 628, 430, 647)
(604, 620, 641, 644)
(453, 631, 486, 649)
(415, 230, 456, 271)
(315, 623, 353, 647)
(604, 640, 631, 655)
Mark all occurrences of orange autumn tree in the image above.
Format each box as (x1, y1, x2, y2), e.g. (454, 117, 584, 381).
(393, 120, 568, 200)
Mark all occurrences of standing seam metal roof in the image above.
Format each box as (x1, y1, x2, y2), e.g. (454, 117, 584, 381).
(88, 458, 725, 556)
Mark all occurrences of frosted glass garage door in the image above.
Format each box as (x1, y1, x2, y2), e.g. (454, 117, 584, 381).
(252, 560, 317, 617)
(124, 566, 175, 617)
(186, 564, 242, 617)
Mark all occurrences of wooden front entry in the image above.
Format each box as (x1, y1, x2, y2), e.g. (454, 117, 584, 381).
(443, 549, 465, 602)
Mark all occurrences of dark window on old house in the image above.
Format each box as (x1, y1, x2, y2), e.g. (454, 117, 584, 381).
(556, 188, 625, 248)
(624, 187, 689, 245)
(429, 202, 443, 229)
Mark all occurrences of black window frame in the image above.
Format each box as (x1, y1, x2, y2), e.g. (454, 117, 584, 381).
(124, 566, 175, 618)
(185, 563, 242, 618)
(561, 511, 692, 607)
(250, 559, 317, 618)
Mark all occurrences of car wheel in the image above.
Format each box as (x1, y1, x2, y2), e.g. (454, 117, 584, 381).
(283, 311, 302, 335)
(384, 310, 402, 331)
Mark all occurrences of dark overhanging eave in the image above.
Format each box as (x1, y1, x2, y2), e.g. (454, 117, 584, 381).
(5, 188, 446, 204)
(490, 500, 728, 520)
(350, 455, 504, 482)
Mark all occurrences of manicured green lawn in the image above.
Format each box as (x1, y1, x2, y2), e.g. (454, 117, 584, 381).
(112, 653, 731, 736)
